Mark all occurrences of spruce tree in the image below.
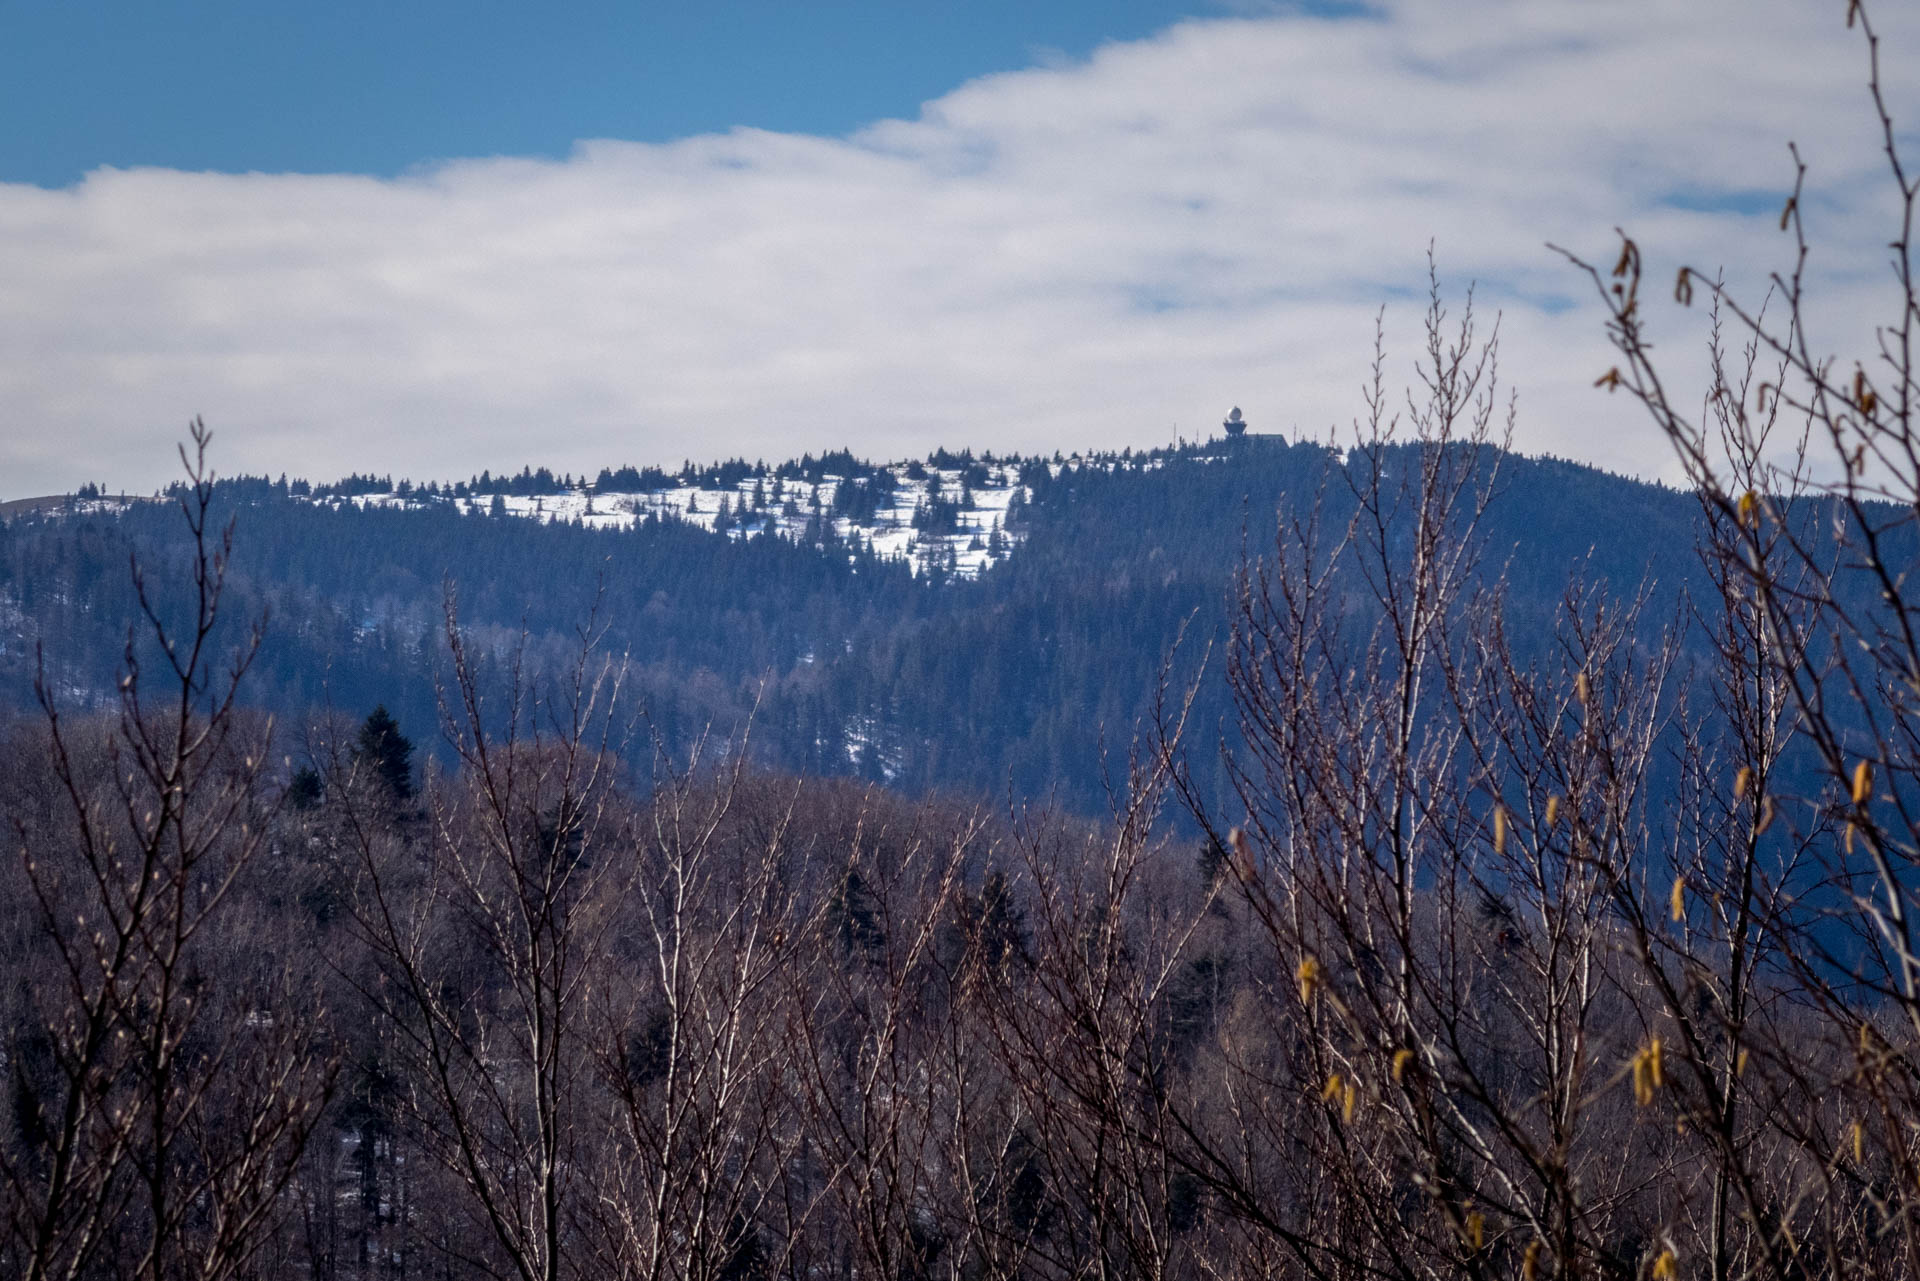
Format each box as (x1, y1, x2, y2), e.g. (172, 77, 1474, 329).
(286, 765, 324, 811)
(354, 705, 415, 801)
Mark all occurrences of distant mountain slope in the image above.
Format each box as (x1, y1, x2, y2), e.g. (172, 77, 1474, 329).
(315, 450, 1033, 580)
(0, 437, 1750, 812)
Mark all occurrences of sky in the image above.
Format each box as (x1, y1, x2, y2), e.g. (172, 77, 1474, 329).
(1, 0, 1915, 498)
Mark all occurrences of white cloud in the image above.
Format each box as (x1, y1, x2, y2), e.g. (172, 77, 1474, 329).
(0, 0, 1914, 496)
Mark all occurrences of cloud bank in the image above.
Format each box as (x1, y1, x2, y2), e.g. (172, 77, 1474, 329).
(1, 0, 1914, 496)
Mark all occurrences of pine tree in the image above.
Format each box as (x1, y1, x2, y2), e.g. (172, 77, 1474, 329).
(287, 765, 324, 811)
(353, 705, 415, 801)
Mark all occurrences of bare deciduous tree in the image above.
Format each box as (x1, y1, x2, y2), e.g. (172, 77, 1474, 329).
(1, 422, 336, 1281)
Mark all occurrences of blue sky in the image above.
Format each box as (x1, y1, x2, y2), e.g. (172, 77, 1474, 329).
(2, 2, 1223, 186)
(0, 1, 1913, 498)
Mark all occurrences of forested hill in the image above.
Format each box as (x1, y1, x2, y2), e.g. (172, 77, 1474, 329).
(0, 436, 1715, 812)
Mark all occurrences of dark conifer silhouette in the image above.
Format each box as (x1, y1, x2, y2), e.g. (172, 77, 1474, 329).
(352, 704, 414, 800)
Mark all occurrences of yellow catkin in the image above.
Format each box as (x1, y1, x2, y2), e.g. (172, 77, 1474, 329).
(1392, 1048, 1414, 1083)
(1322, 1073, 1343, 1103)
(1670, 875, 1686, 922)
(1296, 956, 1321, 1004)
(1735, 1048, 1749, 1077)
(1466, 1211, 1485, 1252)
(1493, 805, 1508, 854)
(1853, 760, 1874, 805)
(1756, 797, 1775, 835)
(1342, 1080, 1357, 1124)
(1846, 821, 1856, 854)
(1631, 1040, 1663, 1105)
(1652, 1247, 1678, 1280)
(1734, 766, 1752, 799)
(1738, 490, 1758, 526)
(1575, 672, 1591, 706)
(1852, 1120, 1865, 1164)
(1545, 794, 1561, 827)
(1522, 1240, 1543, 1281)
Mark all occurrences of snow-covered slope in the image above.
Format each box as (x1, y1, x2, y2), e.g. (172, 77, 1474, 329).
(335, 459, 1031, 579)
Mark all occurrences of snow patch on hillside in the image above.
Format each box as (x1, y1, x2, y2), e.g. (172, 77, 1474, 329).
(341, 460, 1030, 580)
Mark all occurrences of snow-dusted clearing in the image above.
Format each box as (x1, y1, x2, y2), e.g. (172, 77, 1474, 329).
(339, 459, 1032, 580)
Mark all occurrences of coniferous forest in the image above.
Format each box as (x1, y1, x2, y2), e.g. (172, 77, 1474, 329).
(9, 9, 1920, 1281)
(0, 429, 1721, 818)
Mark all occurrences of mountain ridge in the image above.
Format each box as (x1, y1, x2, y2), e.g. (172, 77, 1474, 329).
(0, 434, 1752, 814)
